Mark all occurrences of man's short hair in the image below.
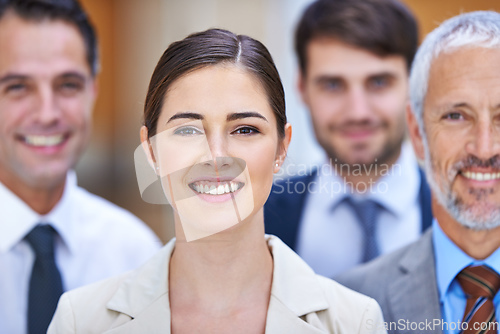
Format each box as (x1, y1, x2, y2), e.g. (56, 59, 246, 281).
(295, 0, 418, 74)
(410, 11, 500, 133)
(0, 0, 98, 76)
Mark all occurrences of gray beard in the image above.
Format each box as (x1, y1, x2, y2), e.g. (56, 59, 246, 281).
(423, 139, 500, 231)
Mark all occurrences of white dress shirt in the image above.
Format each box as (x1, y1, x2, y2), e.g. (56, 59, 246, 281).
(296, 142, 422, 278)
(0, 171, 162, 334)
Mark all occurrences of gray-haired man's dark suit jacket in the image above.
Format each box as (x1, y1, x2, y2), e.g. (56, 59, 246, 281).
(336, 229, 443, 334)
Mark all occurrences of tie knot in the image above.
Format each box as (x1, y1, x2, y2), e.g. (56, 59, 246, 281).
(347, 198, 379, 211)
(25, 225, 56, 257)
(457, 265, 500, 299)
(346, 198, 381, 229)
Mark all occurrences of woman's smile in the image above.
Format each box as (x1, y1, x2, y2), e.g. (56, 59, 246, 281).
(188, 180, 244, 195)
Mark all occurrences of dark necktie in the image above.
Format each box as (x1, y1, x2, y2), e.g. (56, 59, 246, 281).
(25, 224, 64, 334)
(346, 198, 381, 263)
(457, 265, 500, 334)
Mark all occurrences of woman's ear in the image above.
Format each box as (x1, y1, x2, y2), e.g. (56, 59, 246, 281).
(140, 126, 158, 173)
(274, 123, 292, 173)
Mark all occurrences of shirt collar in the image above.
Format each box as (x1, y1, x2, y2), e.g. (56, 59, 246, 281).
(433, 219, 500, 302)
(45, 171, 78, 254)
(0, 181, 39, 253)
(314, 141, 420, 218)
(366, 141, 420, 218)
(312, 163, 349, 210)
(0, 171, 78, 254)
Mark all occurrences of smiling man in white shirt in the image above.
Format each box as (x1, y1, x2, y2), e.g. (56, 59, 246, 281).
(0, 1, 161, 333)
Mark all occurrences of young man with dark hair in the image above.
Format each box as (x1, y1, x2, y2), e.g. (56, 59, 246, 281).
(265, 0, 432, 278)
(0, 1, 161, 333)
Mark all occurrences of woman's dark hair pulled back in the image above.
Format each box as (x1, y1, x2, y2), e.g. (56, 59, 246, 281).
(143, 28, 286, 139)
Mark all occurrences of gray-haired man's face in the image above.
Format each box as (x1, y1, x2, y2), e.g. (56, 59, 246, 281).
(417, 47, 500, 230)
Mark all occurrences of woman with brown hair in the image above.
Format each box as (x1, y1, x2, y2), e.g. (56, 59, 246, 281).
(49, 28, 385, 334)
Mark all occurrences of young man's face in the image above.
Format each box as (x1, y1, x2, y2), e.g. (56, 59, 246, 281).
(299, 38, 408, 167)
(0, 13, 97, 190)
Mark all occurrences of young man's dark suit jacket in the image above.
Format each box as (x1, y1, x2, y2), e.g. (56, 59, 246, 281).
(264, 168, 433, 252)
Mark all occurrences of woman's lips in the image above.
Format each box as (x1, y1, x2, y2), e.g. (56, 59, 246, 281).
(189, 180, 244, 195)
(186, 180, 245, 204)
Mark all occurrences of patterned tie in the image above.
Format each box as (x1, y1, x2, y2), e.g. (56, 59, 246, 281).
(346, 198, 381, 263)
(25, 224, 64, 334)
(457, 265, 500, 334)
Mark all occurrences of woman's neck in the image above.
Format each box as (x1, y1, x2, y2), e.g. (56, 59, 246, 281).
(169, 211, 273, 312)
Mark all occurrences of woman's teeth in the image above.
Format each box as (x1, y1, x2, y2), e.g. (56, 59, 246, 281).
(190, 181, 242, 195)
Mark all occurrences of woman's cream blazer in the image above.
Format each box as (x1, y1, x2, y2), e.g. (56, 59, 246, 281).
(48, 235, 386, 334)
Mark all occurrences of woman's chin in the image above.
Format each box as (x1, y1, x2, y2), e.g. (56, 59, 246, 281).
(174, 193, 254, 242)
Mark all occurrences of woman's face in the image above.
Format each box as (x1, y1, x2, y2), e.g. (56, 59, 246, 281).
(143, 64, 290, 241)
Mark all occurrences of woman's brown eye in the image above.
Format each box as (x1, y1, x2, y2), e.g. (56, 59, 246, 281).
(234, 127, 260, 135)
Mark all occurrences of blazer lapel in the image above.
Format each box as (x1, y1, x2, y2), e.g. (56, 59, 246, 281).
(387, 229, 442, 334)
(266, 236, 329, 333)
(104, 296, 171, 334)
(102, 236, 332, 334)
(265, 296, 326, 334)
(103, 240, 175, 333)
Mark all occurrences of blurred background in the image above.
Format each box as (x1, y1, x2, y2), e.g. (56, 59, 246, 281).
(76, 0, 500, 243)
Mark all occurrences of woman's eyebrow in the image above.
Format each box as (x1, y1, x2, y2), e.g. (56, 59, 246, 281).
(167, 112, 204, 123)
(227, 112, 268, 122)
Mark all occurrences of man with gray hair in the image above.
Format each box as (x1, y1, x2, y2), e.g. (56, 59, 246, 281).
(337, 10, 500, 334)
